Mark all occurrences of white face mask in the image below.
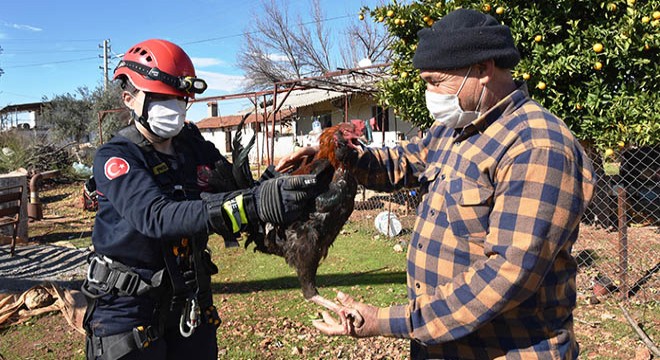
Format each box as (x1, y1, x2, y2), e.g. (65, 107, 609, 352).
(147, 98, 187, 139)
(425, 66, 485, 128)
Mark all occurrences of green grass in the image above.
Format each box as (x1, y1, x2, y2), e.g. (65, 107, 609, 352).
(3, 183, 655, 359)
(205, 221, 410, 358)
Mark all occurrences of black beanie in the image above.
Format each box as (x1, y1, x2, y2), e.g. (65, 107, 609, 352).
(413, 9, 520, 70)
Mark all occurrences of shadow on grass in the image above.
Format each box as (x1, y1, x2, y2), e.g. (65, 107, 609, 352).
(41, 193, 70, 204)
(212, 270, 407, 294)
(31, 231, 93, 243)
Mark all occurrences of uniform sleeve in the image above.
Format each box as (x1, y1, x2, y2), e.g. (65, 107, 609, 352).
(93, 141, 211, 239)
(377, 146, 594, 343)
(353, 133, 430, 192)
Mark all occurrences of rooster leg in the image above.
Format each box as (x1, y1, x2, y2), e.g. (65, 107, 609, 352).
(309, 294, 364, 327)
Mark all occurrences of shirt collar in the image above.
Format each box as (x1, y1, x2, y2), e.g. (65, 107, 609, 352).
(454, 81, 530, 142)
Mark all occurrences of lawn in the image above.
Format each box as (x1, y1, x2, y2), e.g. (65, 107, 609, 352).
(0, 181, 657, 359)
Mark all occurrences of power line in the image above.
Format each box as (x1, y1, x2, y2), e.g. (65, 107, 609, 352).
(0, 12, 355, 70)
(2, 50, 98, 56)
(0, 38, 99, 42)
(3, 56, 98, 69)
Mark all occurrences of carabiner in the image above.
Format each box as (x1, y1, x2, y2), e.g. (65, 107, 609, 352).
(179, 297, 201, 337)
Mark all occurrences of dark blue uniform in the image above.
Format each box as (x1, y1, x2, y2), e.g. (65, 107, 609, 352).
(86, 123, 225, 359)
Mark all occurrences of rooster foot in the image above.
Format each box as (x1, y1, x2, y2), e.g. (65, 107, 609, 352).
(309, 294, 364, 327)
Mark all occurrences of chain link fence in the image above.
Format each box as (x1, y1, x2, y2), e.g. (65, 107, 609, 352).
(578, 146, 660, 303)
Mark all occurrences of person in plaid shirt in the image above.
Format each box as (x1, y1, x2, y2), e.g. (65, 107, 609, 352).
(284, 8, 596, 360)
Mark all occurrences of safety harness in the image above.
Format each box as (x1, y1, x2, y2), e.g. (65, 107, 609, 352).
(82, 125, 221, 360)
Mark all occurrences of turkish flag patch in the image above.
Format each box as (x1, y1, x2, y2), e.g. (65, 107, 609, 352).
(104, 157, 130, 180)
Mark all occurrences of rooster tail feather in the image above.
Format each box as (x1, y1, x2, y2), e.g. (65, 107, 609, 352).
(232, 112, 256, 189)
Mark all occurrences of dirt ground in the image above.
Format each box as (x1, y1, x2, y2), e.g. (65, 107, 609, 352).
(1, 181, 658, 359)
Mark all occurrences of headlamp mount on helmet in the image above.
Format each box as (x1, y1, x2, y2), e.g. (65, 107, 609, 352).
(115, 60, 208, 95)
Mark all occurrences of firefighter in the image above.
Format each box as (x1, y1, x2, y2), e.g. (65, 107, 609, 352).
(82, 39, 319, 359)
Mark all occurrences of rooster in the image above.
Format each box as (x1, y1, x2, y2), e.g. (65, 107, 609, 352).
(221, 120, 365, 315)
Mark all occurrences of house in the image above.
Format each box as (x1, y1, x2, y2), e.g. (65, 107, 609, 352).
(196, 87, 419, 164)
(0, 101, 51, 131)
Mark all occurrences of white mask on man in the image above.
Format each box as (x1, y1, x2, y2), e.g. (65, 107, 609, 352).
(425, 66, 485, 128)
(147, 98, 187, 139)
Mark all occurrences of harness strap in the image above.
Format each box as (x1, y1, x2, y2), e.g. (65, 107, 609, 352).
(81, 253, 164, 299)
(87, 325, 159, 360)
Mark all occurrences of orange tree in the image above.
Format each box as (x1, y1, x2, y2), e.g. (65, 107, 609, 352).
(361, 0, 660, 154)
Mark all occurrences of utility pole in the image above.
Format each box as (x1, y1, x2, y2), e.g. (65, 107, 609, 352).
(99, 39, 110, 91)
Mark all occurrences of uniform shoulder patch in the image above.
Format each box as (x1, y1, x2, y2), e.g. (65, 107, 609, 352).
(104, 157, 130, 180)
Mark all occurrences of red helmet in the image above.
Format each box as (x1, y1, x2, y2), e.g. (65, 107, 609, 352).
(113, 39, 207, 98)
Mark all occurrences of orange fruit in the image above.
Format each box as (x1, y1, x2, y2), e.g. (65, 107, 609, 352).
(358, 14, 364, 20)
(482, 4, 492, 12)
(653, 10, 660, 19)
(377, 16, 384, 22)
(606, 3, 617, 12)
(495, 6, 505, 14)
(400, 71, 408, 78)
(605, 148, 615, 157)
(522, 73, 531, 80)
(593, 43, 604, 53)
(387, 10, 394, 17)
(575, 103, 583, 110)
(534, 35, 543, 42)
(594, 61, 603, 70)
(537, 81, 547, 90)
(642, 16, 651, 23)
(617, 141, 626, 149)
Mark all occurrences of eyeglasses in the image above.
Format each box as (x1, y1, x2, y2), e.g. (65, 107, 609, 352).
(115, 60, 208, 95)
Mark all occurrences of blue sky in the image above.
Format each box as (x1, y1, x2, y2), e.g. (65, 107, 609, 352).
(0, 0, 383, 123)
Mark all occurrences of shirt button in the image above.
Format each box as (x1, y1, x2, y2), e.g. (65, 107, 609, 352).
(441, 174, 446, 180)
(430, 210, 436, 216)
(415, 282, 421, 289)
(418, 243, 423, 249)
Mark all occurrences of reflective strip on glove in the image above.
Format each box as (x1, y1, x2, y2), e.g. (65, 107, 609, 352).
(222, 194, 248, 233)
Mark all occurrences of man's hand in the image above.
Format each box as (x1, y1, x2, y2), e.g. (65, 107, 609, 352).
(275, 146, 319, 173)
(312, 291, 380, 338)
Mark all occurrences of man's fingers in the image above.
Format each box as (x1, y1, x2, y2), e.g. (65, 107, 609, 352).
(312, 311, 349, 336)
(321, 310, 340, 326)
(336, 291, 355, 307)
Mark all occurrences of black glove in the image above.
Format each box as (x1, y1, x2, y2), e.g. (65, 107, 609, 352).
(253, 174, 319, 225)
(202, 174, 320, 235)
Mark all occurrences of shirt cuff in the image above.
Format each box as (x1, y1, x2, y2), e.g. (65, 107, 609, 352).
(377, 304, 410, 338)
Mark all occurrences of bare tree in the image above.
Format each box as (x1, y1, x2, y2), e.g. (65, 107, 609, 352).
(340, 18, 392, 70)
(238, 0, 390, 90)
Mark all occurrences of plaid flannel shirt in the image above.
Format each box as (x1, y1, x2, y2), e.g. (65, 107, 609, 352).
(354, 83, 595, 359)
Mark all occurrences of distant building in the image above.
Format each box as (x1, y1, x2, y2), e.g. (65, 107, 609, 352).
(0, 101, 52, 131)
(196, 88, 419, 163)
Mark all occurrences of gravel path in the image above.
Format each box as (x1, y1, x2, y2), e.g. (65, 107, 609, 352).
(0, 243, 89, 292)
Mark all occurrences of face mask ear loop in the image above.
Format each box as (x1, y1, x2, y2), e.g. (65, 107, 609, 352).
(455, 66, 473, 96)
(474, 84, 486, 113)
(137, 93, 159, 137)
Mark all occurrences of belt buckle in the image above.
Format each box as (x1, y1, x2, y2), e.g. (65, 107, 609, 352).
(116, 271, 140, 296)
(132, 325, 153, 349)
(86, 255, 112, 287)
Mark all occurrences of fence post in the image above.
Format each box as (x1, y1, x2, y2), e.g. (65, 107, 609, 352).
(617, 186, 629, 299)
